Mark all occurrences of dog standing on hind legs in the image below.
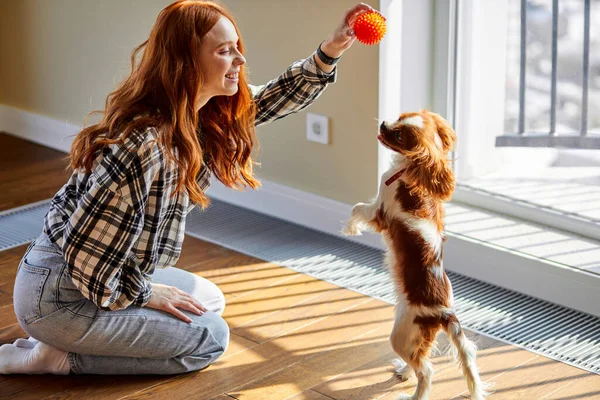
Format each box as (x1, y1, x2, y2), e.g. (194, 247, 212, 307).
(342, 110, 490, 400)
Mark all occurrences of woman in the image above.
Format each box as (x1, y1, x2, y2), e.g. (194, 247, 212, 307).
(0, 0, 379, 375)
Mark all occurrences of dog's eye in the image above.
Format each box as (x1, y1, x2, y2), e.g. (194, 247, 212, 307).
(396, 132, 402, 142)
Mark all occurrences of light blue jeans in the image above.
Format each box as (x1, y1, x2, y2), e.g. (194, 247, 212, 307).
(12, 231, 229, 375)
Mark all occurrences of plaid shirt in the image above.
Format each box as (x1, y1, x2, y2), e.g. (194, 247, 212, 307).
(43, 53, 335, 311)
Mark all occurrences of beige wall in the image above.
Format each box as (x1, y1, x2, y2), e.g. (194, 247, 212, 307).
(0, 0, 379, 204)
(0, 0, 172, 121)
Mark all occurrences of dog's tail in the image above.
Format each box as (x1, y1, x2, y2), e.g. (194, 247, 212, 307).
(442, 313, 492, 400)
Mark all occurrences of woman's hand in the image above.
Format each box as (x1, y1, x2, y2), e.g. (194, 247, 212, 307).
(145, 283, 207, 323)
(322, 3, 384, 58)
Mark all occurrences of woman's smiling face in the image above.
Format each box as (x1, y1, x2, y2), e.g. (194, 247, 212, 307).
(196, 15, 246, 109)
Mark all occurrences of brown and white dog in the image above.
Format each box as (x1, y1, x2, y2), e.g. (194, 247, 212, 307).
(342, 110, 488, 400)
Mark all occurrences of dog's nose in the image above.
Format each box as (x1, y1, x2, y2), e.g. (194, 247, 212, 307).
(380, 122, 388, 132)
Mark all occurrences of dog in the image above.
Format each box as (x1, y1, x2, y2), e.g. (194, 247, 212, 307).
(342, 110, 488, 400)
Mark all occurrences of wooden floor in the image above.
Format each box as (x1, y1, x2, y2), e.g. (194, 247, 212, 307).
(1, 132, 599, 399)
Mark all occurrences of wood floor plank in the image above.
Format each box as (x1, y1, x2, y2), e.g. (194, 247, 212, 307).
(287, 389, 337, 400)
(0, 304, 18, 331)
(1, 375, 164, 400)
(1, 329, 253, 400)
(0, 246, 29, 319)
(6, 333, 258, 400)
(0, 323, 27, 345)
(231, 286, 384, 345)
(541, 370, 600, 399)
(308, 344, 457, 399)
(175, 236, 265, 273)
(120, 297, 379, 399)
(175, 237, 299, 303)
(427, 347, 538, 399)
(223, 274, 347, 331)
(0, 245, 28, 288)
(188, 258, 289, 286)
(469, 354, 600, 400)
(309, 333, 519, 400)
(310, 351, 411, 400)
(0, 287, 15, 309)
(376, 336, 538, 400)
(0, 133, 71, 212)
(226, 302, 394, 399)
(215, 266, 300, 301)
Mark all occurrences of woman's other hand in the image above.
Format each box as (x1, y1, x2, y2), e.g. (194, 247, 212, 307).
(146, 283, 207, 323)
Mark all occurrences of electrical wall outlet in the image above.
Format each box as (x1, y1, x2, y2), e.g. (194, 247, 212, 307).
(306, 112, 329, 144)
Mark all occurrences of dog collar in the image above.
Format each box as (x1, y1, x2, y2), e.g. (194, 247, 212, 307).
(385, 169, 405, 186)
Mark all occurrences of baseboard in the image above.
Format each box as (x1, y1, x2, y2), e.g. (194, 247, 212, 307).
(0, 105, 77, 153)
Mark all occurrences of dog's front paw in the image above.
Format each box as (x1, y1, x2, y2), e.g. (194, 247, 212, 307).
(341, 222, 362, 236)
(392, 359, 414, 381)
(351, 202, 367, 216)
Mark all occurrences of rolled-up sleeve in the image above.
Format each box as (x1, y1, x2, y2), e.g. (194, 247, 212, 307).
(250, 52, 337, 127)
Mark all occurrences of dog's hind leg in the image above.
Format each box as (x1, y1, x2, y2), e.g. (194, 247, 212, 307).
(390, 308, 417, 380)
(443, 314, 491, 400)
(407, 342, 435, 400)
(391, 315, 438, 400)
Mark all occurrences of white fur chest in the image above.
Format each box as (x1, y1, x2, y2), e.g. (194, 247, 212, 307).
(377, 156, 408, 220)
(378, 157, 443, 258)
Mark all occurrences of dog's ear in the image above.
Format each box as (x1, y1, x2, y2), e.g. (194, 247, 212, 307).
(401, 111, 455, 200)
(429, 112, 457, 152)
(404, 153, 455, 201)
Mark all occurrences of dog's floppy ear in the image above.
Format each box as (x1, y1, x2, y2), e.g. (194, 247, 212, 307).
(430, 112, 457, 152)
(402, 111, 456, 201)
(404, 154, 455, 201)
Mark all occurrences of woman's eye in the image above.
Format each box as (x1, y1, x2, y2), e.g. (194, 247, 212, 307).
(220, 46, 239, 55)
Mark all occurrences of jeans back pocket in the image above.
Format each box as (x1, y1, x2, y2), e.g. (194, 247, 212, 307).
(13, 258, 51, 325)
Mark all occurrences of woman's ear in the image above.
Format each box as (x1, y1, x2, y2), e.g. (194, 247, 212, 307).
(429, 112, 457, 152)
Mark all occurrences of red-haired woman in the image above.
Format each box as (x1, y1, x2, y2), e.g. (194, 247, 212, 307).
(0, 0, 379, 375)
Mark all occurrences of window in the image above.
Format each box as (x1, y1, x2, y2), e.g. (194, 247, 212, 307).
(452, 0, 600, 242)
(377, 0, 600, 314)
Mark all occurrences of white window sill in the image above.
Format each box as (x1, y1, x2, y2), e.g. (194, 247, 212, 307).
(444, 200, 600, 318)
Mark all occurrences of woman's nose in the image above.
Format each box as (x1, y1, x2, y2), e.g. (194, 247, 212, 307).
(234, 51, 246, 66)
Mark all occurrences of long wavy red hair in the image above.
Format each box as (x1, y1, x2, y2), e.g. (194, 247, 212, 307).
(69, 0, 258, 208)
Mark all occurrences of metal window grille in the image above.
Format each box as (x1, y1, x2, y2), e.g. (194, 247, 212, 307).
(496, 0, 600, 149)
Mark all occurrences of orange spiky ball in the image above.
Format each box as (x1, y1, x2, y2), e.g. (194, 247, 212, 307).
(353, 11, 386, 45)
